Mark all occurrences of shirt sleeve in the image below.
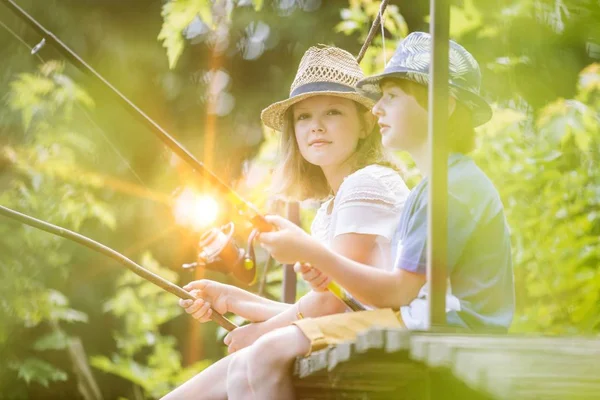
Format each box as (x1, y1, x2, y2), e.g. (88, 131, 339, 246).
(335, 205, 400, 241)
(333, 167, 408, 242)
(395, 191, 478, 274)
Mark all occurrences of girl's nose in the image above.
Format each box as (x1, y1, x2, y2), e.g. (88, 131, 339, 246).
(310, 119, 325, 133)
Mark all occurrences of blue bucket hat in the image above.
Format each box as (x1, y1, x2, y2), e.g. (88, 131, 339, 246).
(356, 32, 492, 126)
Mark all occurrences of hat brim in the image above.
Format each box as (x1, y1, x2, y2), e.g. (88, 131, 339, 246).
(261, 91, 375, 132)
(357, 69, 492, 127)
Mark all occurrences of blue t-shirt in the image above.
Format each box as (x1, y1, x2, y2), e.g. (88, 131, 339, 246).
(392, 153, 515, 332)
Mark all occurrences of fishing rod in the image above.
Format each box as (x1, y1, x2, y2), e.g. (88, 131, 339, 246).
(0, 205, 237, 331)
(1, 0, 366, 313)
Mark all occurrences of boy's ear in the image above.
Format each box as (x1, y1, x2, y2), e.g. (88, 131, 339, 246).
(448, 97, 457, 117)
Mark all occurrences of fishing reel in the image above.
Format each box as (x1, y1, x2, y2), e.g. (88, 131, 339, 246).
(182, 222, 259, 286)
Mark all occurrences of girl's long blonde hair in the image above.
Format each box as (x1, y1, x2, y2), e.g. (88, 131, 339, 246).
(271, 101, 397, 201)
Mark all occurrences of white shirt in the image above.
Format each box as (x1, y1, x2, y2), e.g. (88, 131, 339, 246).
(310, 164, 410, 308)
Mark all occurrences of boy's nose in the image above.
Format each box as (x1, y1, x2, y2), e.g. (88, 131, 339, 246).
(372, 100, 384, 116)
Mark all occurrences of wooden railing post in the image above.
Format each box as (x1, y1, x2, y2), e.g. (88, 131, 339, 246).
(282, 201, 299, 303)
(427, 0, 450, 330)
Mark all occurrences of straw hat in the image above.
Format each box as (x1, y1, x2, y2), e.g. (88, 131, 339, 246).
(261, 46, 375, 132)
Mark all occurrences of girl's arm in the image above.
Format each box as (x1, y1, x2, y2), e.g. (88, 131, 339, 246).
(181, 280, 291, 323)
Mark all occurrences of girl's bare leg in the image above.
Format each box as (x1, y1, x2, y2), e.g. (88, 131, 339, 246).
(227, 325, 310, 400)
(161, 350, 240, 400)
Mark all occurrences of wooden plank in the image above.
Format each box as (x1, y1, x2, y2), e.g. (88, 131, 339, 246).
(294, 328, 600, 400)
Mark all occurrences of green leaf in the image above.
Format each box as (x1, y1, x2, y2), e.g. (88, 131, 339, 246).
(32, 330, 70, 351)
(577, 63, 600, 101)
(252, 0, 264, 11)
(46, 289, 68, 307)
(573, 130, 591, 152)
(9, 358, 68, 387)
(90, 355, 151, 387)
(158, 0, 213, 69)
(51, 308, 89, 324)
(335, 20, 359, 35)
(384, 5, 408, 38)
(449, 0, 482, 38)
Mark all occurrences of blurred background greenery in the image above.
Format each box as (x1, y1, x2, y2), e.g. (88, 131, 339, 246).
(0, 0, 599, 398)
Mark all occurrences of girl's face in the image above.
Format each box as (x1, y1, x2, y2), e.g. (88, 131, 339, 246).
(372, 81, 429, 151)
(292, 96, 365, 169)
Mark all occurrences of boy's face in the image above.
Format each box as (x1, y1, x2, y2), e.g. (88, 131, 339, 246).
(372, 81, 428, 151)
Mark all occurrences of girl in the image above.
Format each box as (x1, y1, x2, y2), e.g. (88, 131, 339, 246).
(162, 45, 409, 399)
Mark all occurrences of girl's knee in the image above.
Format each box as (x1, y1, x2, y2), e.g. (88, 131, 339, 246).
(249, 326, 309, 368)
(227, 348, 250, 379)
(226, 350, 255, 398)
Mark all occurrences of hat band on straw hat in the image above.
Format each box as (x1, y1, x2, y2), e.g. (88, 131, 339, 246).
(290, 82, 356, 97)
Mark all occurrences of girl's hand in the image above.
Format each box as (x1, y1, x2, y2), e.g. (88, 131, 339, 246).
(294, 262, 331, 292)
(179, 280, 231, 322)
(223, 322, 266, 354)
(258, 214, 321, 265)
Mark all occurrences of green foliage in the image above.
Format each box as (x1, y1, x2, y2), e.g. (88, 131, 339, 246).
(336, 0, 408, 76)
(4, 292, 83, 390)
(335, 0, 408, 40)
(8, 358, 68, 388)
(473, 64, 600, 334)
(8, 61, 94, 131)
(252, 0, 265, 11)
(158, 0, 213, 69)
(90, 252, 212, 399)
(158, 0, 267, 69)
(448, 0, 482, 38)
(0, 61, 113, 395)
(32, 330, 71, 352)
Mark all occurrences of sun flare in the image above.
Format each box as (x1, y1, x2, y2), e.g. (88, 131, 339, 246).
(173, 188, 220, 231)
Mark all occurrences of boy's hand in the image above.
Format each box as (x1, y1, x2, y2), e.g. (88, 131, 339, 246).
(258, 215, 320, 265)
(179, 280, 230, 322)
(223, 322, 266, 354)
(294, 262, 331, 292)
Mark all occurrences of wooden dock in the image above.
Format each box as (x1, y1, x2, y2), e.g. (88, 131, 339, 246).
(293, 328, 600, 399)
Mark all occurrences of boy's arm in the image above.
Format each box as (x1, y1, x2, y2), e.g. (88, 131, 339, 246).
(259, 215, 425, 309)
(308, 241, 425, 309)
